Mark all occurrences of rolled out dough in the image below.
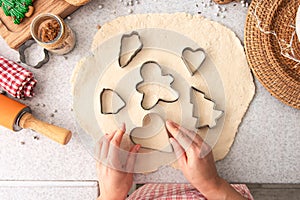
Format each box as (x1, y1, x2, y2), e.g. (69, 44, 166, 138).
(91, 13, 255, 160)
(72, 13, 255, 172)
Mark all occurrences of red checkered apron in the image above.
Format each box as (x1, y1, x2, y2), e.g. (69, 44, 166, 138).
(0, 56, 37, 98)
(127, 183, 254, 200)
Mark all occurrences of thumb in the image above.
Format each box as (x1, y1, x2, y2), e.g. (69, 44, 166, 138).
(169, 138, 187, 168)
(125, 144, 140, 172)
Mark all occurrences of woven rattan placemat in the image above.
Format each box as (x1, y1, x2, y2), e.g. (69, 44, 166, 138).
(245, 0, 300, 109)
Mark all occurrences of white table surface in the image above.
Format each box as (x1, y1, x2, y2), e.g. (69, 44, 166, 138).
(0, 0, 299, 199)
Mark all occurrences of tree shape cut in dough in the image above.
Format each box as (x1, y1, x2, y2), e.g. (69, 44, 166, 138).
(119, 31, 143, 68)
(136, 61, 179, 110)
(130, 113, 173, 153)
(100, 88, 126, 114)
(190, 87, 223, 128)
(182, 47, 206, 76)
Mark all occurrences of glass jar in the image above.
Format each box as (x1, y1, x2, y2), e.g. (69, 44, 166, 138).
(30, 13, 76, 55)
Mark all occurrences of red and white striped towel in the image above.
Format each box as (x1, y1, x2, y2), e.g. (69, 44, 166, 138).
(0, 56, 37, 99)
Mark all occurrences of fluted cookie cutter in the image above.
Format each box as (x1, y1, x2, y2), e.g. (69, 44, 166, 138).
(19, 40, 50, 69)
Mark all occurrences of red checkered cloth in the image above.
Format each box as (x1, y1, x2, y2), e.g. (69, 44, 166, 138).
(0, 56, 37, 99)
(127, 183, 254, 200)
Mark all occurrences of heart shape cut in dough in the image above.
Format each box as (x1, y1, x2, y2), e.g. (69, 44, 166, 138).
(130, 113, 173, 153)
(182, 47, 206, 76)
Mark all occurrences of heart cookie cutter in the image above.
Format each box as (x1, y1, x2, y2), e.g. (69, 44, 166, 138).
(130, 112, 173, 153)
(182, 47, 206, 76)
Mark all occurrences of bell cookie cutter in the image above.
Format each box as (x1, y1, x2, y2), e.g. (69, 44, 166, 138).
(100, 88, 126, 114)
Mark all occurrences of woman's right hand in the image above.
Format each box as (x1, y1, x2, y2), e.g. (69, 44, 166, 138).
(166, 120, 246, 200)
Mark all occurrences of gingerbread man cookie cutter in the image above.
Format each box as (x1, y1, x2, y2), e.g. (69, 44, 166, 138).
(136, 61, 180, 110)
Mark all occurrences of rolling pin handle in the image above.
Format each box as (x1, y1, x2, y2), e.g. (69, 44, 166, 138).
(19, 113, 72, 145)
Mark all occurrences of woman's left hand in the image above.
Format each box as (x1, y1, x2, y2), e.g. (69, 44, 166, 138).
(97, 124, 140, 200)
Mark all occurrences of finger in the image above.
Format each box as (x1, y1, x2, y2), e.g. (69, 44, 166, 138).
(107, 127, 124, 170)
(199, 141, 213, 159)
(100, 136, 109, 160)
(96, 136, 105, 160)
(169, 138, 187, 168)
(110, 123, 126, 146)
(107, 142, 123, 170)
(106, 131, 116, 140)
(178, 126, 203, 146)
(100, 132, 116, 160)
(166, 120, 193, 151)
(125, 144, 141, 172)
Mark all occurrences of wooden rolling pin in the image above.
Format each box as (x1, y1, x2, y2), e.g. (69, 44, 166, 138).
(0, 94, 72, 145)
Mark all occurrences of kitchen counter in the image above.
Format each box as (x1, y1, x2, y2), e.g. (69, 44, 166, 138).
(0, 0, 299, 199)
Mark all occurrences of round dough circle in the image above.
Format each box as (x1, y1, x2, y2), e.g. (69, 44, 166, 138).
(72, 13, 255, 173)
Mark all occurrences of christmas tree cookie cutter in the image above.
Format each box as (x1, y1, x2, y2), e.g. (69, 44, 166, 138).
(190, 86, 223, 129)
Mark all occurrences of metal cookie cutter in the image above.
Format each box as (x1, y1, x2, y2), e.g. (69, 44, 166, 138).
(182, 47, 206, 76)
(136, 61, 180, 110)
(100, 88, 126, 114)
(118, 31, 143, 68)
(190, 86, 223, 129)
(19, 40, 50, 69)
(130, 112, 174, 153)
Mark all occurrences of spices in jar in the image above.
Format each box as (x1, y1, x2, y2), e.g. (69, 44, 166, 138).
(38, 19, 60, 43)
(30, 13, 76, 55)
